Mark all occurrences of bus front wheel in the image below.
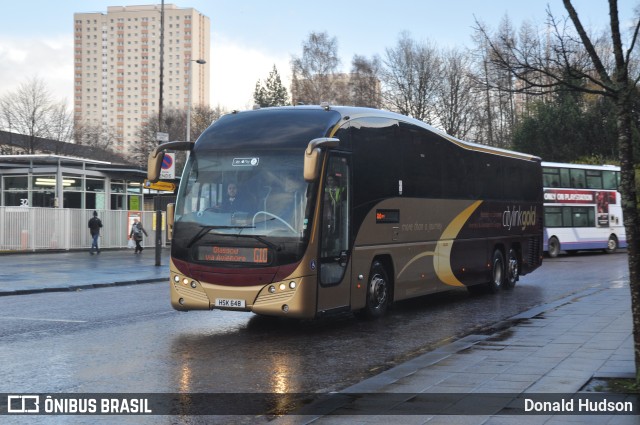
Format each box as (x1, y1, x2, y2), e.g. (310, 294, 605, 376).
(362, 261, 391, 318)
(547, 236, 560, 258)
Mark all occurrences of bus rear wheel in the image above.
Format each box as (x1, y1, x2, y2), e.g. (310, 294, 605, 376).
(486, 249, 505, 293)
(605, 235, 618, 254)
(362, 261, 390, 318)
(504, 248, 519, 289)
(547, 236, 560, 258)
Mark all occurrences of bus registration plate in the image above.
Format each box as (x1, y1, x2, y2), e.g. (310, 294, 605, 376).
(215, 298, 246, 308)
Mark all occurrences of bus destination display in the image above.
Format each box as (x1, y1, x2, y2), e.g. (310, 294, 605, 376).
(197, 246, 270, 264)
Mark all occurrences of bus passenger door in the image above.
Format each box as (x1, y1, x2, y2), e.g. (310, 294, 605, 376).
(317, 154, 351, 313)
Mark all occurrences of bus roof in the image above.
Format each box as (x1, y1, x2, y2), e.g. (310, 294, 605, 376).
(330, 106, 540, 162)
(542, 161, 620, 171)
(194, 106, 342, 151)
(195, 105, 540, 162)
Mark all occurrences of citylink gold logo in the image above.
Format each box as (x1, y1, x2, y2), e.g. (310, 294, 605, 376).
(503, 205, 537, 231)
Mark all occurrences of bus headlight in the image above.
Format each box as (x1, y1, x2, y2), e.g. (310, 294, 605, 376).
(279, 283, 286, 291)
(269, 285, 276, 293)
(289, 281, 297, 289)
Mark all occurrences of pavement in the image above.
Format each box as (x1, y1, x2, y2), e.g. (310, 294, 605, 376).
(0, 247, 170, 295)
(0, 249, 637, 424)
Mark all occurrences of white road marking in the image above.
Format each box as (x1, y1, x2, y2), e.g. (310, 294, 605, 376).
(0, 316, 87, 323)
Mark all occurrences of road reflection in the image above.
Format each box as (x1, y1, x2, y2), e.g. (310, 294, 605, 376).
(162, 253, 630, 411)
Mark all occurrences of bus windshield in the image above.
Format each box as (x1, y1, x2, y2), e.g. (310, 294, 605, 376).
(174, 149, 313, 263)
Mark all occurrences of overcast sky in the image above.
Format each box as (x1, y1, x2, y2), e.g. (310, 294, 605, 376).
(0, 1, 636, 111)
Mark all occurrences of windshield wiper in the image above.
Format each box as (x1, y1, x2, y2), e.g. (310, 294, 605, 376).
(186, 225, 255, 248)
(232, 233, 282, 251)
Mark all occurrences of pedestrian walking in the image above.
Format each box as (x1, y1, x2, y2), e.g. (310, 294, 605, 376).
(129, 218, 148, 254)
(88, 211, 103, 255)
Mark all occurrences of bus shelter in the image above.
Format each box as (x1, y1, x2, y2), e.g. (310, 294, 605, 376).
(0, 154, 146, 210)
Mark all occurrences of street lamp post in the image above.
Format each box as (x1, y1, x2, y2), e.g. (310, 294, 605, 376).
(186, 58, 206, 144)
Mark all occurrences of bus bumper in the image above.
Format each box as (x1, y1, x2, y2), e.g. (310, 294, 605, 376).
(169, 263, 316, 319)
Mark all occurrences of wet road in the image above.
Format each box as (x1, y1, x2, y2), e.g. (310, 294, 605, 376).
(0, 252, 630, 419)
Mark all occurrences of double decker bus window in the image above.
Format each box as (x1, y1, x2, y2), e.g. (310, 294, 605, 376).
(603, 171, 617, 190)
(586, 170, 603, 189)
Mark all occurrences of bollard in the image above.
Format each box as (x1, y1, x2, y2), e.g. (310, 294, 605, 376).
(21, 229, 28, 250)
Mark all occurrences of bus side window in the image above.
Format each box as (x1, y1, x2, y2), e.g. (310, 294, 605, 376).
(559, 168, 571, 187)
(570, 169, 586, 188)
(586, 170, 603, 189)
(602, 171, 617, 190)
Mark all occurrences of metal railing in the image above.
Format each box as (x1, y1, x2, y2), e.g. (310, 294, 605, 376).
(0, 207, 165, 252)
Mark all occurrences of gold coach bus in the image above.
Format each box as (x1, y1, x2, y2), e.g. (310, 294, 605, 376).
(149, 105, 543, 319)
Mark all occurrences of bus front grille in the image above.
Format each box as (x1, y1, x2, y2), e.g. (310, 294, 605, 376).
(254, 291, 294, 306)
(173, 283, 210, 303)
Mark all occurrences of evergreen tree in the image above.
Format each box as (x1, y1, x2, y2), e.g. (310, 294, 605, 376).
(253, 65, 289, 107)
(512, 92, 619, 163)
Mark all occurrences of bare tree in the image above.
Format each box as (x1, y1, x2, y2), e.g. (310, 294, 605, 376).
(434, 48, 481, 140)
(46, 101, 74, 145)
(381, 32, 442, 122)
(350, 55, 382, 108)
(134, 105, 225, 167)
(476, 0, 640, 384)
(469, 27, 496, 145)
(469, 16, 523, 147)
(74, 122, 119, 152)
(0, 77, 72, 153)
(291, 32, 341, 105)
(191, 104, 224, 138)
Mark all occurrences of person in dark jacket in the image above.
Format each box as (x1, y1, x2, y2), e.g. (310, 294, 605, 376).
(129, 219, 148, 254)
(88, 211, 103, 255)
(219, 183, 254, 213)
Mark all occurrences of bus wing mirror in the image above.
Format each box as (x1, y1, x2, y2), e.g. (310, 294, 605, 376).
(304, 138, 339, 182)
(147, 141, 193, 182)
